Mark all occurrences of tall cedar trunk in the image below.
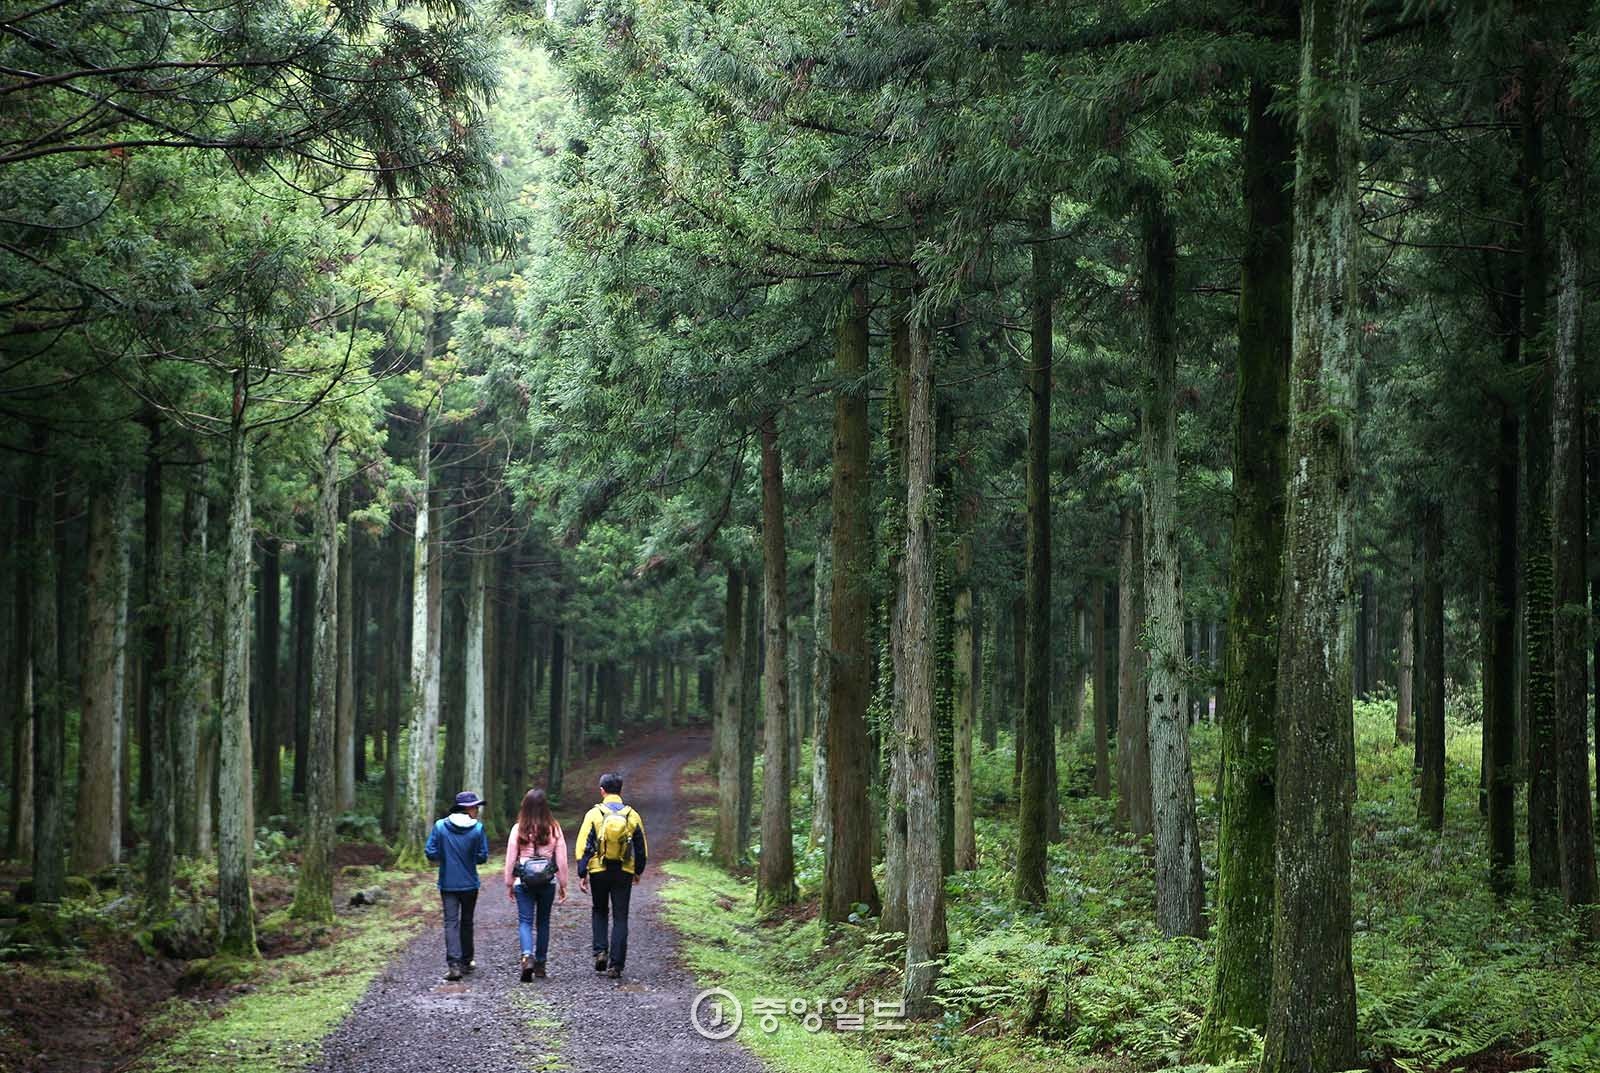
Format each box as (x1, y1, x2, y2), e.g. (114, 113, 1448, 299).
(547, 624, 566, 799)
(1197, 49, 1294, 1056)
(1140, 196, 1205, 937)
(1091, 578, 1111, 798)
(465, 552, 488, 805)
(31, 452, 64, 903)
(291, 567, 311, 801)
(902, 313, 946, 1013)
(505, 596, 531, 823)
(934, 401, 958, 869)
(381, 532, 404, 839)
(758, 418, 795, 905)
(1016, 200, 1055, 906)
(353, 563, 367, 787)
(143, 420, 175, 915)
(1486, 248, 1522, 893)
(714, 565, 744, 867)
(788, 636, 802, 806)
(1419, 506, 1445, 831)
(336, 488, 356, 812)
(397, 415, 439, 867)
(953, 511, 977, 871)
(824, 282, 879, 918)
(1522, 47, 1560, 892)
(882, 301, 912, 936)
(1116, 507, 1153, 834)
(738, 569, 760, 857)
(173, 483, 207, 859)
(810, 532, 831, 853)
(1397, 596, 1415, 744)
(8, 472, 33, 862)
(980, 611, 999, 750)
(1551, 125, 1598, 927)
(74, 473, 130, 873)
(442, 595, 462, 816)
(1062, 600, 1083, 739)
(1260, 0, 1361, 1066)
(258, 539, 282, 816)
(218, 403, 257, 957)
(563, 636, 577, 774)
(1590, 419, 1600, 824)
(292, 435, 339, 922)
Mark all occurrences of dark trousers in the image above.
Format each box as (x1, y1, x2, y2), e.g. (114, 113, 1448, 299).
(590, 869, 633, 970)
(515, 881, 556, 961)
(441, 889, 479, 967)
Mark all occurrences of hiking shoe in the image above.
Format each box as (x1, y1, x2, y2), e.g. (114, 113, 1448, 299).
(520, 954, 533, 983)
(533, 961, 547, 979)
(445, 962, 463, 982)
(464, 960, 476, 975)
(606, 966, 622, 979)
(594, 952, 609, 973)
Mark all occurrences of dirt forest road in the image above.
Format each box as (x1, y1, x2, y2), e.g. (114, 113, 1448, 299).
(308, 727, 764, 1073)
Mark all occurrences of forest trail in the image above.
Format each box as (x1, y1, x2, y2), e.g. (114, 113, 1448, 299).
(308, 728, 764, 1073)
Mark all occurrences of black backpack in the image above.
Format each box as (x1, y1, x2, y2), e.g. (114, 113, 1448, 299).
(516, 832, 557, 888)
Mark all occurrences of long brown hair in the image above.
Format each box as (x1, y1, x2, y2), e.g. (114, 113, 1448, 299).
(516, 788, 559, 852)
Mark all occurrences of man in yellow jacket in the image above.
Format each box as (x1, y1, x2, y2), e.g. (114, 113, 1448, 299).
(576, 771, 648, 979)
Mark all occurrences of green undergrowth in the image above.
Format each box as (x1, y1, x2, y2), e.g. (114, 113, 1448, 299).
(671, 703, 1600, 1073)
(130, 865, 438, 1073)
(660, 851, 886, 1073)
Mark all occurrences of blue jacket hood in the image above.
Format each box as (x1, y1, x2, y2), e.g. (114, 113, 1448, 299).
(424, 812, 490, 891)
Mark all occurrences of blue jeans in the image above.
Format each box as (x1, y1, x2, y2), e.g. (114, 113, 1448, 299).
(515, 881, 556, 961)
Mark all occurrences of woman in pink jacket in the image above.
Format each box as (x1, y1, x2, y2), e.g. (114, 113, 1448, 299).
(504, 788, 569, 980)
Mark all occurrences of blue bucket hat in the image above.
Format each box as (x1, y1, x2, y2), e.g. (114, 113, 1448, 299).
(454, 790, 485, 809)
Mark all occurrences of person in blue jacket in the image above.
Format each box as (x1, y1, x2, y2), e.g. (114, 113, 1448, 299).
(425, 790, 491, 981)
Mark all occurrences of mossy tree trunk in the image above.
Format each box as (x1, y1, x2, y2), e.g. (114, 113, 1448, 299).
(173, 483, 208, 859)
(292, 433, 339, 922)
(737, 566, 761, 856)
(465, 550, 489, 805)
(714, 564, 744, 868)
(546, 622, 566, 801)
(1260, 0, 1361, 1066)
(1115, 506, 1152, 836)
(1419, 506, 1445, 831)
(1091, 577, 1110, 799)
(1197, 40, 1294, 1054)
(30, 449, 63, 904)
(1521, 43, 1560, 893)
(143, 417, 175, 917)
(824, 283, 879, 920)
(1016, 200, 1055, 907)
(335, 487, 356, 813)
(758, 416, 795, 906)
(901, 312, 946, 1016)
(397, 410, 439, 868)
(1551, 118, 1598, 931)
(257, 537, 282, 818)
(1140, 194, 1205, 939)
(218, 399, 258, 958)
(809, 532, 831, 854)
(953, 503, 977, 872)
(74, 472, 131, 874)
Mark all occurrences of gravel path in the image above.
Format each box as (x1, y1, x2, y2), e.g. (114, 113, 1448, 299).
(309, 727, 765, 1073)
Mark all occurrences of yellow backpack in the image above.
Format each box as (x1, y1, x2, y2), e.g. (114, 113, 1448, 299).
(594, 802, 635, 867)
